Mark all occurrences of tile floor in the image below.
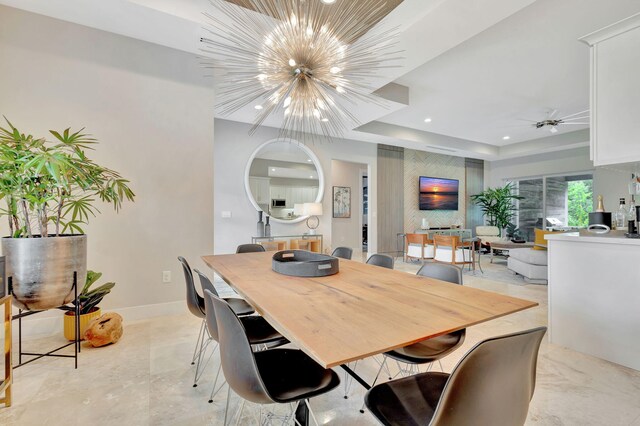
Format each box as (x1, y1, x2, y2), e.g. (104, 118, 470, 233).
(1, 255, 640, 425)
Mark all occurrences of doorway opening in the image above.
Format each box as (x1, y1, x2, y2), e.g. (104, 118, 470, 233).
(330, 160, 368, 258)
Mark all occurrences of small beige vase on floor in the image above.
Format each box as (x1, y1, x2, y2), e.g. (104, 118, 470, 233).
(63, 307, 101, 341)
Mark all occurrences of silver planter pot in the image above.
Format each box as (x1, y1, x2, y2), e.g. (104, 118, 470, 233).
(2, 235, 87, 310)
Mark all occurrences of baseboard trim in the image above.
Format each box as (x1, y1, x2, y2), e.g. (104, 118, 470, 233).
(12, 301, 187, 340)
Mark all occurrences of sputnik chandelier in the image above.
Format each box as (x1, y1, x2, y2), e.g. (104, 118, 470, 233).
(201, 0, 401, 141)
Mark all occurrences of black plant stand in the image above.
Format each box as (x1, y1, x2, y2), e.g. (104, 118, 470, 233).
(9, 272, 80, 369)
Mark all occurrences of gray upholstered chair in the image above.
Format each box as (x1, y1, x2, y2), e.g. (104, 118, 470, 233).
(366, 254, 394, 269)
(332, 246, 353, 260)
(210, 292, 340, 425)
(236, 244, 266, 253)
(365, 327, 547, 426)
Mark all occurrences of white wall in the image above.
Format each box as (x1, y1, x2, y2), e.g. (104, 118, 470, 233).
(330, 160, 368, 254)
(0, 6, 215, 316)
(484, 147, 594, 187)
(214, 119, 377, 255)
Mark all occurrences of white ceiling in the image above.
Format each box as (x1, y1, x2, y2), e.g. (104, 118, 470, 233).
(2, 0, 639, 160)
(377, 0, 640, 146)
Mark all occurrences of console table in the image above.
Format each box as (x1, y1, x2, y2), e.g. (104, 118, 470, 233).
(414, 228, 472, 239)
(252, 234, 323, 253)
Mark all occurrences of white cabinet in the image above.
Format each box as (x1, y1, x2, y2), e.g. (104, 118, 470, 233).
(270, 185, 286, 200)
(249, 177, 270, 205)
(580, 13, 640, 166)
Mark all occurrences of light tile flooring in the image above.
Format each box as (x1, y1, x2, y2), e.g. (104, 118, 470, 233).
(2, 255, 640, 425)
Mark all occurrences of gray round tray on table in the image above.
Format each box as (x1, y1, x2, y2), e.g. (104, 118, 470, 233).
(272, 250, 339, 277)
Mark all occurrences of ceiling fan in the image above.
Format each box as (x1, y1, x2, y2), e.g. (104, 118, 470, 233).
(519, 109, 590, 133)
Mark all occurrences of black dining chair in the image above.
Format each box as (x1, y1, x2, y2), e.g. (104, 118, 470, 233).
(178, 256, 255, 388)
(211, 292, 341, 425)
(331, 246, 353, 260)
(365, 327, 547, 426)
(358, 263, 466, 413)
(201, 287, 288, 406)
(366, 253, 394, 269)
(385, 263, 465, 372)
(236, 244, 266, 253)
(178, 256, 207, 368)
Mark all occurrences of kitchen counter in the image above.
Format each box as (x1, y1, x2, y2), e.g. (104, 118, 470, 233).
(545, 230, 640, 246)
(546, 231, 640, 370)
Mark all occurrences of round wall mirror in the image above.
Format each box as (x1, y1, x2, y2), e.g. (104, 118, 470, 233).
(245, 139, 324, 224)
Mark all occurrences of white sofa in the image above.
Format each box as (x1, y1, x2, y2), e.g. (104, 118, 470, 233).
(507, 248, 548, 284)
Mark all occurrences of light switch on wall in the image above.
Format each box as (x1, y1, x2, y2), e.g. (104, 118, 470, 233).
(221, 211, 232, 218)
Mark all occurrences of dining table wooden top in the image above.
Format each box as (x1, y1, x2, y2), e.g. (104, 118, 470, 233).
(202, 252, 538, 368)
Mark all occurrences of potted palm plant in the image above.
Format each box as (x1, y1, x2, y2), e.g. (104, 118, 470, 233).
(60, 270, 115, 340)
(470, 183, 524, 237)
(0, 118, 134, 310)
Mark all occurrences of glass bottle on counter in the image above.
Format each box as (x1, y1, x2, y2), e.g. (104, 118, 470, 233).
(626, 195, 637, 233)
(616, 198, 627, 229)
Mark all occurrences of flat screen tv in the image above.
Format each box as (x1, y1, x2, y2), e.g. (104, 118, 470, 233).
(419, 176, 459, 210)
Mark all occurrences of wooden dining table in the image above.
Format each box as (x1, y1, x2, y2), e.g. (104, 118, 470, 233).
(203, 251, 538, 423)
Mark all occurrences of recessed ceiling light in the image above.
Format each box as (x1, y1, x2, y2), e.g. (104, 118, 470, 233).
(321, 0, 337, 4)
(424, 118, 432, 123)
(321, 118, 329, 122)
(307, 159, 312, 162)
(503, 136, 510, 140)
(310, 175, 314, 178)
(271, 168, 276, 171)
(254, 105, 263, 110)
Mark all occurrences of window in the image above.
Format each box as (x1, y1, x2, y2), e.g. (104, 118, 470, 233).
(510, 173, 593, 241)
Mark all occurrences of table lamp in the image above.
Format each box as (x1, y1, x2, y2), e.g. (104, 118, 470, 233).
(303, 202, 323, 235)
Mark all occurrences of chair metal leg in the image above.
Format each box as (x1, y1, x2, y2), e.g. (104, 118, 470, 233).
(305, 399, 319, 426)
(290, 401, 302, 426)
(234, 400, 246, 426)
(193, 339, 216, 387)
(343, 360, 358, 399)
(208, 356, 226, 403)
(191, 319, 205, 365)
(224, 386, 232, 426)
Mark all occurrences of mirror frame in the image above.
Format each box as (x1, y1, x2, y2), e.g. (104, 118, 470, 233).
(244, 138, 325, 224)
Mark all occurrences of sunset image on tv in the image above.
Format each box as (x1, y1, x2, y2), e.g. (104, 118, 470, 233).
(419, 176, 459, 210)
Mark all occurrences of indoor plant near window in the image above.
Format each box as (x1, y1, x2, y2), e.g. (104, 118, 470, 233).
(0, 118, 134, 310)
(60, 270, 115, 340)
(470, 183, 524, 237)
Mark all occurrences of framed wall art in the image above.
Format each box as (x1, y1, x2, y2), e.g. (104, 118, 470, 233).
(333, 186, 351, 218)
